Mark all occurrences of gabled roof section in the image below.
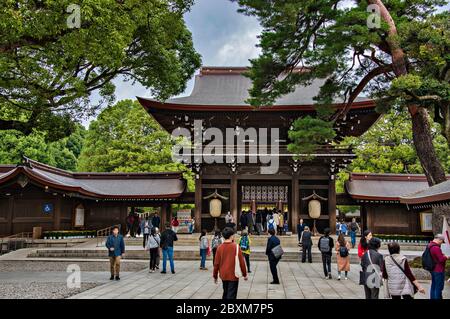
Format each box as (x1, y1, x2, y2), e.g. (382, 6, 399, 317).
(0, 158, 187, 200)
(137, 66, 375, 111)
(400, 179, 450, 207)
(345, 173, 442, 202)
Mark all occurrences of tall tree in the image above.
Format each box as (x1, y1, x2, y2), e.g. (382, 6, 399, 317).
(0, 124, 85, 171)
(78, 99, 194, 189)
(234, 0, 449, 232)
(0, 0, 201, 141)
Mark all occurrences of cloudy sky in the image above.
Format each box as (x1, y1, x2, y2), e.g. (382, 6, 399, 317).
(109, 0, 261, 104)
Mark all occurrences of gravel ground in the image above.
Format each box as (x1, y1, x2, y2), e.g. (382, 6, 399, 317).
(0, 282, 99, 299)
(0, 260, 147, 272)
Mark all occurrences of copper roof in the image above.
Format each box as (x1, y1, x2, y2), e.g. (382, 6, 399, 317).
(345, 173, 450, 202)
(137, 66, 374, 110)
(399, 179, 450, 206)
(0, 158, 186, 200)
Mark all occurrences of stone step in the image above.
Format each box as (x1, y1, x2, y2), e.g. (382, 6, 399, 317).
(28, 246, 421, 263)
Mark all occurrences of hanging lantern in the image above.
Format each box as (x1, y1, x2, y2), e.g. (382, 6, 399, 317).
(210, 198, 222, 218)
(203, 189, 229, 219)
(308, 199, 321, 219)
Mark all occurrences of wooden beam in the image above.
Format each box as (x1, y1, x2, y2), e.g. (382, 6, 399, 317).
(328, 178, 336, 233)
(291, 175, 299, 233)
(7, 196, 13, 235)
(53, 196, 61, 230)
(230, 174, 238, 225)
(194, 177, 202, 232)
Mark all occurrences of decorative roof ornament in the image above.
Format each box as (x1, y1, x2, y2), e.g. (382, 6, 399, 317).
(301, 190, 328, 201)
(203, 189, 228, 200)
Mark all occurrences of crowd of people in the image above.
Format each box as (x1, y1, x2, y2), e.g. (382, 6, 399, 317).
(106, 216, 449, 300)
(237, 208, 289, 236)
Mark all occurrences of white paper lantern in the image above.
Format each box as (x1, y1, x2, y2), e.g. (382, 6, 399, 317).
(308, 199, 321, 219)
(209, 198, 222, 218)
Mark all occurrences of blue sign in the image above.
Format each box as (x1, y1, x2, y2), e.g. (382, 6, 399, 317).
(43, 203, 53, 214)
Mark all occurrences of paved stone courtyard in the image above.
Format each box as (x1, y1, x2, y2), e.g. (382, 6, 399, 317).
(69, 260, 449, 299)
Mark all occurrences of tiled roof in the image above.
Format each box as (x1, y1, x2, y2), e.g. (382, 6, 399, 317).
(0, 158, 186, 199)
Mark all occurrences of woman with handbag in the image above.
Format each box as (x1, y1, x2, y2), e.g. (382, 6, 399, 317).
(335, 233, 351, 280)
(213, 227, 248, 299)
(382, 242, 425, 299)
(266, 228, 283, 284)
(360, 237, 384, 299)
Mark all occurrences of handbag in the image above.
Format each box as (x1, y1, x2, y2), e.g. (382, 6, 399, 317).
(271, 244, 284, 259)
(234, 243, 242, 278)
(389, 256, 418, 295)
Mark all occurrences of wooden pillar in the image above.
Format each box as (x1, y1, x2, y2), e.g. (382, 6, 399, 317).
(160, 203, 168, 230)
(291, 175, 299, 233)
(194, 177, 202, 232)
(230, 174, 238, 226)
(7, 196, 14, 235)
(328, 178, 337, 233)
(53, 196, 61, 230)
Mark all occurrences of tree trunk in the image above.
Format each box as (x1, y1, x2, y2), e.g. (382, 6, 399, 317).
(372, 0, 449, 234)
(409, 106, 447, 186)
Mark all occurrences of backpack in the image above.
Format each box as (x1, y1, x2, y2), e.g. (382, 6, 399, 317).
(240, 235, 249, 250)
(339, 245, 349, 258)
(319, 237, 330, 253)
(268, 220, 275, 230)
(422, 245, 436, 272)
(212, 236, 221, 249)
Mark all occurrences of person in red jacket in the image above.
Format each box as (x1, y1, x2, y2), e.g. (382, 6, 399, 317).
(358, 230, 372, 259)
(429, 234, 449, 299)
(213, 227, 248, 299)
(171, 216, 180, 233)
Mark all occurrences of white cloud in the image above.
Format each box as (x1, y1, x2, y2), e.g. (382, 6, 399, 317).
(216, 27, 262, 66)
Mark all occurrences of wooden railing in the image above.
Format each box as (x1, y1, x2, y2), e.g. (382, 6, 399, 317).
(96, 224, 121, 247)
(0, 232, 33, 255)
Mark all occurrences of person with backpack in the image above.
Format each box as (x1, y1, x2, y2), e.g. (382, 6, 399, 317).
(339, 221, 348, 236)
(425, 234, 449, 299)
(349, 218, 359, 248)
(211, 230, 224, 264)
(266, 228, 282, 284)
(145, 227, 160, 273)
(160, 222, 178, 274)
(382, 242, 425, 299)
(238, 229, 252, 273)
(213, 227, 248, 299)
(300, 226, 313, 263)
(360, 237, 384, 299)
(318, 228, 334, 279)
(358, 230, 372, 259)
(267, 215, 276, 235)
(199, 229, 210, 270)
(335, 233, 351, 280)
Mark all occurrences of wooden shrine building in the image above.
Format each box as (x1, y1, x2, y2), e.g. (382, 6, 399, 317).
(0, 158, 187, 236)
(138, 66, 381, 233)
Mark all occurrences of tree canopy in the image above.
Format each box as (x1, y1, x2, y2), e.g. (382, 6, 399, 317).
(336, 109, 450, 193)
(77, 99, 194, 190)
(0, 0, 201, 141)
(0, 124, 85, 171)
(234, 0, 449, 184)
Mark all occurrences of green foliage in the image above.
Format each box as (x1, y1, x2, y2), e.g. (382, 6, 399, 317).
(287, 116, 336, 158)
(335, 109, 450, 193)
(0, 0, 201, 140)
(0, 124, 85, 171)
(234, 0, 450, 147)
(78, 99, 194, 190)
